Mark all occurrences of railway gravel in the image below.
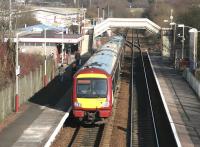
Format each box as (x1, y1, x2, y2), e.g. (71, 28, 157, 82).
(109, 46, 132, 147)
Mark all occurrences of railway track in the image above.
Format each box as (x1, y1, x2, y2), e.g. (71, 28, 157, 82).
(131, 50, 159, 146)
(129, 33, 177, 146)
(51, 30, 129, 147)
(51, 81, 120, 147)
(51, 113, 106, 147)
(52, 30, 178, 147)
(68, 124, 104, 147)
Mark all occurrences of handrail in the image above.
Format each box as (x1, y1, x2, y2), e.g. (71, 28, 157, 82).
(94, 18, 161, 38)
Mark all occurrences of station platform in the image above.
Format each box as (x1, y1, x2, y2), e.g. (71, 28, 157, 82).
(0, 71, 72, 147)
(0, 53, 91, 147)
(149, 52, 200, 147)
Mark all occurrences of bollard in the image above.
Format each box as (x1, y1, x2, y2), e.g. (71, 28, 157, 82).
(15, 94, 19, 112)
(44, 74, 48, 86)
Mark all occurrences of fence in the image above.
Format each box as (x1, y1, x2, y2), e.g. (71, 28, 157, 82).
(183, 68, 200, 98)
(0, 58, 55, 122)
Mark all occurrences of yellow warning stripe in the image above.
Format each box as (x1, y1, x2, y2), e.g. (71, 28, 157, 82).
(77, 73, 107, 78)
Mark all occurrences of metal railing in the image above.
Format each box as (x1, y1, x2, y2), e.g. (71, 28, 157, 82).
(94, 18, 161, 38)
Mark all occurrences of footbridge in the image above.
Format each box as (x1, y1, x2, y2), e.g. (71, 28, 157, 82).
(93, 18, 161, 38)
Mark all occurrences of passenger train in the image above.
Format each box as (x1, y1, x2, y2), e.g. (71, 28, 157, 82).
(72, 35, 125, 124)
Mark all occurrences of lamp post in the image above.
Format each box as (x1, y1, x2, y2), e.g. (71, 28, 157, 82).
(107, 4, 110, 18)
(155, 0, 157, 8)
(83, 9, 86, 28)
(44, 28, 48, 86)
(170, 9, 173, 29)
(102, 8, 105, 20)
(62, 30, 64, 64)
(89, 0, 91, 7)
(9, 0, 12, 37)
(77, 0, 80, 8)
(15, 32, 21, 112)
(78, 13, 81, 34)
(97, 6, 99, 23)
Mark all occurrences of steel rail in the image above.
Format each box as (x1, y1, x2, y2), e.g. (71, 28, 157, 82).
(129, 29, 134, 147)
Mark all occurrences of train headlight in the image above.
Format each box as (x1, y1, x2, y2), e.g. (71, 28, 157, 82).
(101, 102, 109, 107)
(74, 102, 81, 107)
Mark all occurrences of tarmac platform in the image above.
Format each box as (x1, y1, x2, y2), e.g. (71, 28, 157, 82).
(0, 72, 72, 147)
(149, 52, 200, 147)
(0, 53, 90, 147)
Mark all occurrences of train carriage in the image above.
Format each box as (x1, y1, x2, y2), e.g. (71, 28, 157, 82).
(72, 35, 125, 124)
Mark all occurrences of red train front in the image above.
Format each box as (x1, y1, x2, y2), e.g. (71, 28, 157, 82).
(72, 68, 113, 123)
(72, 35, 125, 124)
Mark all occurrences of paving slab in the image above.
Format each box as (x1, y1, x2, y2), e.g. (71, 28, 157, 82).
(0, 103, 44, 147)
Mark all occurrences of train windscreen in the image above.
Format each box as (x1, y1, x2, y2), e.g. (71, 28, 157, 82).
(77, 79, 107, 98)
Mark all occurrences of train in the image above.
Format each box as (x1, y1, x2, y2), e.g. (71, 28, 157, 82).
(72, 35, 125, 124)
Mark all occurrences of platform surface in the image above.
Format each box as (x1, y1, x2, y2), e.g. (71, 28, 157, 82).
(150, 54, 200, 147)
(0, 53, 91, 147)
(0, 76, 72, 147)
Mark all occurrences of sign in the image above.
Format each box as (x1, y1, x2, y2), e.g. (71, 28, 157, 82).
(16, 65, 20, 76)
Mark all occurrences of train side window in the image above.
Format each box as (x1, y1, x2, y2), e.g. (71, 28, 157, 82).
(112, 63, 120, 92)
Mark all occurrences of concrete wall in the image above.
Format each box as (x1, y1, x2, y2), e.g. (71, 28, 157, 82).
(0, 58, 55, 122)
(183, 68, 200, 98)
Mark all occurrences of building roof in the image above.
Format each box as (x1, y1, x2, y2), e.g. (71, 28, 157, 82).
(6, 24, 83, 44)
(19, 24, 65, 32)
(18, 32, 83, 43)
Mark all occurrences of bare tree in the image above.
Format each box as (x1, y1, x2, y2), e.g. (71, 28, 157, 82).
(85, 0, 132, 19)
(0, 1, 39, 81)
(0, 0, 9, 42)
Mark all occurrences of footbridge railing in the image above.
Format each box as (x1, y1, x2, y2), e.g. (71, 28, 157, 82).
(93, 18, 161, 38)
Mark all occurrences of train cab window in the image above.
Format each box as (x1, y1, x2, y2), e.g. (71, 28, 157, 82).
(93, 79, 107, 96)
(77, 80, 91, 96)
(77, 79, 107, 98)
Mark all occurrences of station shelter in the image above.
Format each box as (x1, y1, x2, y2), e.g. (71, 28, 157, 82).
(5, 24, 85, 66)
